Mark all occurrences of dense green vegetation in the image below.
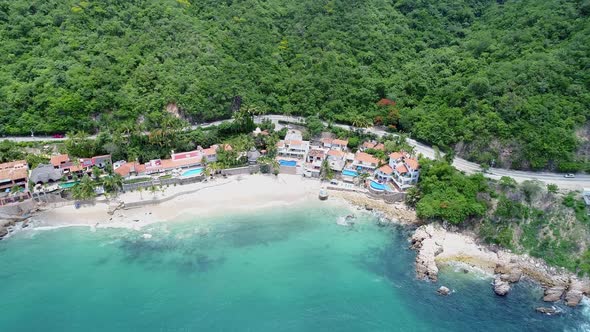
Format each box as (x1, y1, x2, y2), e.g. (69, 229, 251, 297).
(1, 0, 589, 170)
(411, 160, 590, 276)
(407, 158, 489, 224)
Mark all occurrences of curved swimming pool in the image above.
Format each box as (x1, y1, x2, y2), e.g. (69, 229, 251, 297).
(342, 169, 358, 177)
(182, 168, 204, 177)
(279, 160, 297, 167)
(370, 180, 387, 191)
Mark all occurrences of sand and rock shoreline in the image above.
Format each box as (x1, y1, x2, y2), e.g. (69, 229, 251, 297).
(410, 224, 590, 308)
(1, 173, 588, 310)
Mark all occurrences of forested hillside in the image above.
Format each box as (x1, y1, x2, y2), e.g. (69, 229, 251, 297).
(1, 0, 589, 170)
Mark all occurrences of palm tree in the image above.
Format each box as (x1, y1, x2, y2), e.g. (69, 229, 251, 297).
(103, 174, 123, 195)
(72, 174, 96, 201)
(148, 185, 158, 198)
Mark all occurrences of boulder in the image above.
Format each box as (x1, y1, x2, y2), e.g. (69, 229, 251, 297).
(543, 286, 565, 302)
(535, 307, 560, 315)
(437, 286, 451, 296)
(565, 290, 583, 307)
(493, 276, 510, 296)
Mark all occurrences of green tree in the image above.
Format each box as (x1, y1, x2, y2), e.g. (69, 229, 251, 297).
(72, 175, 96, 201)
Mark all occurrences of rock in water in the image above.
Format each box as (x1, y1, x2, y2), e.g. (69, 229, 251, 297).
(564, 278, 589, 307)
(437, 286, 451, 296)
(493, 276, 510, 296)
(543, 286, 565, 302)
(565, 290, 583, 307)
(535, 307, 560, 315)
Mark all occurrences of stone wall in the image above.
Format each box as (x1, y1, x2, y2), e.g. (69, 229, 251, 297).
(122, 176, 204, 192)
(367, 187, 407, 203)
(220, 165, 260, 176)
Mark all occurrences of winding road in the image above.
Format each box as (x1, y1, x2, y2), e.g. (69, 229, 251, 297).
(4, 114, 589, 190)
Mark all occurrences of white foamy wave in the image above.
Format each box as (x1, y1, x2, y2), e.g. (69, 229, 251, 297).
(566, 297, 590, 332)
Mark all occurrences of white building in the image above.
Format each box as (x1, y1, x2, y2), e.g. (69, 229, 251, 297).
(388, 152, 420, 189)
(277, 130, 310, 159)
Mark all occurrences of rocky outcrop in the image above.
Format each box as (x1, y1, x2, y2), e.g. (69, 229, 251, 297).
(493, 276, 510, 296)
(495, 263, 523, 283)
(543, 286, 566, 302)
(411, 225, 442, 281)
(437, 286, 451, 296)
(564, 278, 589, 307)
(409, 224, 590, 307)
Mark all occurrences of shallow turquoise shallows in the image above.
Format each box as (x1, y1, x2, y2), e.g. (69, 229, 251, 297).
(1, 204, 589, 332)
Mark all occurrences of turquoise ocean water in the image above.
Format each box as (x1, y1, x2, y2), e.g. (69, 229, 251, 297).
(0, 202, 589, 331)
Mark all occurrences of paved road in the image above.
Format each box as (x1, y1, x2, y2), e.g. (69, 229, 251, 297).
(4, 114, 589, 189)
(255, 115, 590, 190)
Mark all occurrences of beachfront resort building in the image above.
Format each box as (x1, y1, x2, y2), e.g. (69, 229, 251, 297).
(351, 152, 380, 172)
(320, 138, 349, 151)
(277, 129, 310, 159)
(326, 150, 346, 172)
(0, 160, 29, 192)
(388, 152, 420, 189)
(50, 154, 112, 177)
(115, 144, 234, 178)
(30, 164, 63, 185)
(303, 148, 327, 178)
(0, 160, 31, 206)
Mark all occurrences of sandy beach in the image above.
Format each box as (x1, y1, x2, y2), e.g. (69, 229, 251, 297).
(32, 174, 330, 230)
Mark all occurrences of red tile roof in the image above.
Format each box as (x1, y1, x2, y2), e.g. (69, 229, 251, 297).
(354, 152, 379, 165)
(396, 164, 408, 174)
(327, 150, 346, 157)
(332, 139, 348, 146)
(0, 160, 28, 182)
(362, 141, 376, 149)
(389, 152, 404, 160)
(308, 149, 326, 158)
(378, 165, 393, 175)
(50, 154, 70, 167)
(374, 143, 384, 151)
(114, 162, 146, 177)
(406, 158, 420, 170)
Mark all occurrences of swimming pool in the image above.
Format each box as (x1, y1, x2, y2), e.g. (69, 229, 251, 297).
(370, 180, 391, 192)
(181, 168, 204, 177)
(342, 169, 358, 177)
(279, 160, 297, 167)
(59, 181, 79, 189)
